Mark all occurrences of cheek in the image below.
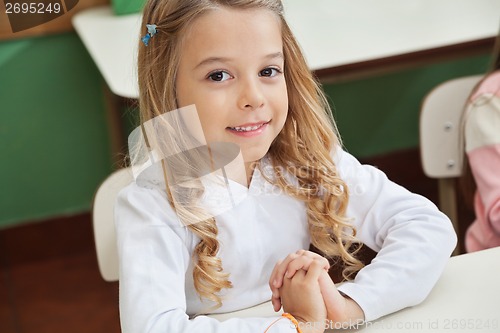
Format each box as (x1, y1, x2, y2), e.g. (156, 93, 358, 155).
(195, 108, 224, 141)
(175, 67, 204, 108)
(274, 84, 289, 122)
(175, 78, 189, 108)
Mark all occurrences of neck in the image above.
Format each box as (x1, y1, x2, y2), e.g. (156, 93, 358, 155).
(245, 161, 259, 187)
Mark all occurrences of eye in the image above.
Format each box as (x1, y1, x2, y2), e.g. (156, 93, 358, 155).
(259, 67, 281, 77)
(207, 70, 232, 82)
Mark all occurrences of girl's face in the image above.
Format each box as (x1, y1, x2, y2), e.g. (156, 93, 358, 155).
(176, 7, 288, 168)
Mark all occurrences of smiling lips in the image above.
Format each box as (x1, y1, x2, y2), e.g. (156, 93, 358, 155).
(226, 120, 270, 137)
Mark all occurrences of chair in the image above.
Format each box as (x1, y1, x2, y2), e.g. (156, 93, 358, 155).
(92, 167, 133, 281)
(419, 74, 482, 253)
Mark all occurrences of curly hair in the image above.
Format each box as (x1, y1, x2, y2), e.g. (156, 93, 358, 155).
(137, 0, 364, 309)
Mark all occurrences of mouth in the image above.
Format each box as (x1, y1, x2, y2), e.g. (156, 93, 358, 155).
(226, 120, 271, 132)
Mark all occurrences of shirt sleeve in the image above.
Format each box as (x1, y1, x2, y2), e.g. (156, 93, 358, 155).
(333, 148, 457, 322)
(465, 93, 500, 245)
(466, 145, 500, 248)
(115, 182, 297, 333)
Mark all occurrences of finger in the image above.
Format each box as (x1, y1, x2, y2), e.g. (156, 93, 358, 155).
(272, 252, 301, 288)
(285, 267, 307, 285)
(295, 249, 306, 256)
(303, 258, 327, 283)
(285, 255, 329, 278)
(270, 251, 329, 289)
(285, 256, 314, 278)
(294, 250, 331, 271)
(269, 259, 283, 291)
(271, 273, 282, 302)
(272, 295, 282, 312)
(302, 251, 330, 271)
(271, 283, 280, 301)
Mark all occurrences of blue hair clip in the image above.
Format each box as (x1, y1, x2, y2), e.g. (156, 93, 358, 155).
(141, 24, 157, 46)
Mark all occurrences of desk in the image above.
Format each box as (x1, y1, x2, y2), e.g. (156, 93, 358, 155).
(72, 0, 500, 98)
(208, 247, 500, 332)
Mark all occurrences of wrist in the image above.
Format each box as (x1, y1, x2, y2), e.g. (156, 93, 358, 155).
(329, 296, 364, 328)
(296, 320, 325, 333)
(283, 313, 325, 333)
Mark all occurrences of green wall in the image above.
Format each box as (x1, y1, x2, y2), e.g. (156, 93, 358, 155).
(324, 54, 490, 158)
(0, 33, 113, 229)
(0, 30, 492, 229)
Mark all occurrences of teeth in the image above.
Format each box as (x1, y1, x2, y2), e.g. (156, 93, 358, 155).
(230, 124, 263, 132)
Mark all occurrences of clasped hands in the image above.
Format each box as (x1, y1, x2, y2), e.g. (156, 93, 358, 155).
(269, 250, 364, 333)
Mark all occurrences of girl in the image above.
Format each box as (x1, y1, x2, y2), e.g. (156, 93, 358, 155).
(462, 30, 500, 252)
(115, 0, 457, 332)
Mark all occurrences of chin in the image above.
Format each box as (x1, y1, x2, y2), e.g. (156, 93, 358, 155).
(241, 147, 269, 165)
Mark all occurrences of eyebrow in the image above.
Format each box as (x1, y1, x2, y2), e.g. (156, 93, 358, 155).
(194, 52, 284, 69)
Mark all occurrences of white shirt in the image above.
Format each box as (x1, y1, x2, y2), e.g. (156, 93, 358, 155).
(115, 147, 457, 332)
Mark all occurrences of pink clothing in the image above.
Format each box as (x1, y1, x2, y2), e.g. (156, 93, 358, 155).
(464, 71, 500, 252)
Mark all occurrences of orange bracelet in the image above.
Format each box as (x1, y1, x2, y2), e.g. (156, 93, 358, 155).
(264, 316, 285, 333)
(263, 313, 303, 333)
(282, 313, 303, 333)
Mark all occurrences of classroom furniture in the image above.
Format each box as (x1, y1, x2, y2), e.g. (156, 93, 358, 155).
(92, 166, 132, 282)
(93, 167, 500, 332)
(419, 74, 482, 254)
(209, 246, 500, 333)
(72, 0, 500, 99)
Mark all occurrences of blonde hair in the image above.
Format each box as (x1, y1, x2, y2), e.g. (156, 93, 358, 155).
(459, 28, 500, 208)
(138, 0, 364, 309)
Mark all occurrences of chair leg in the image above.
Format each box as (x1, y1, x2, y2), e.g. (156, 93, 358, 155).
(438, 178, 459, 255)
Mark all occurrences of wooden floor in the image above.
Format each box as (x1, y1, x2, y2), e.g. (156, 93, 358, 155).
(0, 148, 474, 333)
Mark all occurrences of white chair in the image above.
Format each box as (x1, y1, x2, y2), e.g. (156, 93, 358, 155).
(419, 74, 482, 253)
(92, 167, 133, 282)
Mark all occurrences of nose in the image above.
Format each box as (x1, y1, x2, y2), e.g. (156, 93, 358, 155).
(237, 77, 265, 110)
